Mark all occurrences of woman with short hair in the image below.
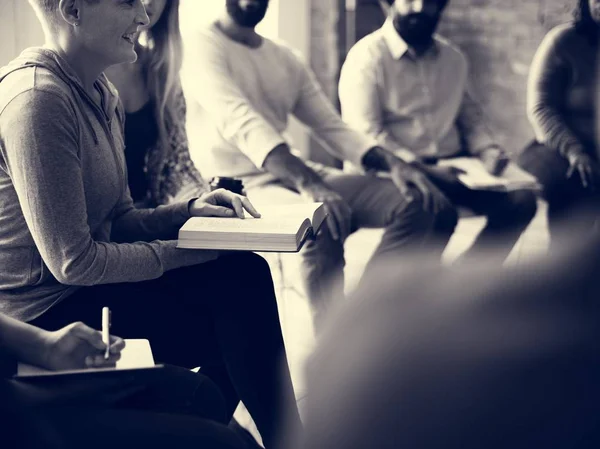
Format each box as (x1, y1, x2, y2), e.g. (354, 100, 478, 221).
(0, 1, 300, 447)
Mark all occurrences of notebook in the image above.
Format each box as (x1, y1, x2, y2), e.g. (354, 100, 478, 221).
(15, 339, 161, 379)
(437, 158, 540, 191)
(177, 202, 327, 252)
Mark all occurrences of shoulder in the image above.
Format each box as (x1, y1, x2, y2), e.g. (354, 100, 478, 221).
(540, 23, 580, 53)
(434, 35, 467, 64)
(345, 30, 388, 68)
(0, 67, 76, 120)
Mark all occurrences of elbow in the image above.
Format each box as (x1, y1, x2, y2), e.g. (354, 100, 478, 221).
(53, 269, 98, 287)
(50, 247, 105, 287)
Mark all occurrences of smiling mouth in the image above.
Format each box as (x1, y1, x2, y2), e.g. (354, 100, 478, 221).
(122, 33, 136, 44)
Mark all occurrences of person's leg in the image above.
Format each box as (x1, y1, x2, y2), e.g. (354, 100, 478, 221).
(31, 256, 299, 449)
(166, 253, 301, 449)
(247, 182, 345, 331)
(321, 172, 457, 275)
(45, 408, 247, 449)
(518, 141, 598, 252)
(431, 176, 537, 263)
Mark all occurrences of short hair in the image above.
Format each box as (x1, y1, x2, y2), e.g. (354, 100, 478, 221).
(28, 0, 59, 13)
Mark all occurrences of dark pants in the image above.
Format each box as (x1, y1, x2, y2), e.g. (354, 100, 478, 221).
(31, 252, 300, 449)
(429, 167, 538, 263)
(518, 141, 600, 251)
(1, 365, 248, 449)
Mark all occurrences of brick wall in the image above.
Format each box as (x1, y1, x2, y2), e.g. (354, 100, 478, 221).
(321, 0, 573, 156)
(437, 0, 572, 154)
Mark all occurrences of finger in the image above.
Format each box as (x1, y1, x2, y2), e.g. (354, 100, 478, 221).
(109, 336, 126, 354)
(566, 164, 575, 179)
(230, 196, 245, 219)
(413, 178, 433, 212)
(200, 204, 236, 217)
(579, 165, 589, 188)
(332, 203, 351, 240)
(71, 322, 106, 351)
(325, 209, 340, 241)
(393, 176, 413, 202)
(87, 353, 119, 368)
(240, 196, 261, 218)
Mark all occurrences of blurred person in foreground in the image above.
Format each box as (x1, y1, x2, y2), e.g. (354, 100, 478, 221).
(297, 223, 600, 449)
(179, 0, 458, 330)
(0, 313, 251, 449)
(519, 0, 600, 252)
(339, 0, 538, 265)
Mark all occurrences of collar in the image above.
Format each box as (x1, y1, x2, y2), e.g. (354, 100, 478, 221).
(382, 18, 441, 60)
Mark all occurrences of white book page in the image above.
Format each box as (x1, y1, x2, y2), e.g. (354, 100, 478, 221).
(438, 158, 538, 190)
(17, 339, 155, 377)
(180, 203, 324, 235)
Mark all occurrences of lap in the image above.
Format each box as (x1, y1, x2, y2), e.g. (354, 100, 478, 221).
(247, 173, 418, 231)
(31, 252, 275, 368)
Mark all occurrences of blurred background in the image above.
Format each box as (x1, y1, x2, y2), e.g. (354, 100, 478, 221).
(0, 0, 573, 166)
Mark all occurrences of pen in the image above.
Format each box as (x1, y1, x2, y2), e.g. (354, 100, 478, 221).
(102, 307, 111, 360)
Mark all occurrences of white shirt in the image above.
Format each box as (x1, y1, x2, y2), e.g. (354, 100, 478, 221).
(339, 19, 495, 162)
(180, 23, 376, 187)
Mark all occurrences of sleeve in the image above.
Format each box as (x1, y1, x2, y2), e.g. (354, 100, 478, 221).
(182, 31, 286, 168)
(456, 85, 497, 156)
(338, 46, 416, 163)
(289, 49, 377, 166)
(0, 90, 216, 286)
(526, 28, 583, 157)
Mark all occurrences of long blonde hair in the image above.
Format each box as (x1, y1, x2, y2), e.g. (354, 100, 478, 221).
(139, 0, 183, 152)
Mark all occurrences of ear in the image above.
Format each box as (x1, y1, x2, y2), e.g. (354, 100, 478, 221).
(58, 0, 82, 27)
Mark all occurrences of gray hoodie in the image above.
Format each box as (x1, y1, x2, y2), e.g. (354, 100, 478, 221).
(0, 48, 217, 322)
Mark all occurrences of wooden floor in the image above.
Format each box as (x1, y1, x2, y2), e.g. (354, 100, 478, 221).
(235, 200, 551, 439)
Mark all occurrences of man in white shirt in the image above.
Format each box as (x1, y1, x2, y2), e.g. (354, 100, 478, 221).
(339, 0, 537, 264)
(180, 0, 458, 329)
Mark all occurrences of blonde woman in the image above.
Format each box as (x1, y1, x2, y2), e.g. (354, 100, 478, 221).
(107, 0, 209, 206)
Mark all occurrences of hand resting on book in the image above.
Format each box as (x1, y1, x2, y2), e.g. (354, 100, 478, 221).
(189, 188, 262, 219)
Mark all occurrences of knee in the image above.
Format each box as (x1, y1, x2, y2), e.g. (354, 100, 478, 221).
(499, 191, 538, 225)
(391, 191, 458, 233)
(223, 252, 271, 278)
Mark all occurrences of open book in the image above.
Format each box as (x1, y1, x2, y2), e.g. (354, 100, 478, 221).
(15, 339, 161, 379)
(178, 202, 327, 252)
(437, 157, 540, 191)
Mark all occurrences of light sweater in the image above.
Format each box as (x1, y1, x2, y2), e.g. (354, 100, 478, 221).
(0, 48, 217, 322)
(180, 22, 376, 187)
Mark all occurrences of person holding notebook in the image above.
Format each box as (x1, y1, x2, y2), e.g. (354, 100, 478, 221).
(0, 312, 255, 449)
(0, 1, 300, 447)
(339, 0, 538, 264)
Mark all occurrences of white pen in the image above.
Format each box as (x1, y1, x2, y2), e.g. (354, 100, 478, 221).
(102, 307, 111, 360)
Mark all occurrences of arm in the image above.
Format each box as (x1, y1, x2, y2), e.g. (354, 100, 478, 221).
(290, 52, 378, 166)
(0, 313, 48, 368)
(455, 84, 497, 156)
(182, 33, 287, 170)
(527, 28, 584, 158)
(0, 312, 124, 370)
(0, 90, 217, 286)
(338, 49, 417, 163)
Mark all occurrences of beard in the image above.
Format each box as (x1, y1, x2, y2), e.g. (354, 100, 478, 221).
(393, 13, 440, 51)
(226, 0, 270, 28)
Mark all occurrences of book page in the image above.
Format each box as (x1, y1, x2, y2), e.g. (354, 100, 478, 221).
(17, 339, 155, 377)
(180, 203, 324, 235)
(438, 158, 539, 190)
